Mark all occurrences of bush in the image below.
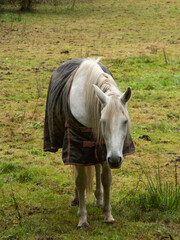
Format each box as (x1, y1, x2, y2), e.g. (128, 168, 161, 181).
(0, 0, 34, 11)
(19, 0, 33, 11)
(1, 0, 92, 11)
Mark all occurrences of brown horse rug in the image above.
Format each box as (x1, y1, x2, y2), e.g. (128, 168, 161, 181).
(44, 58, 135, 165)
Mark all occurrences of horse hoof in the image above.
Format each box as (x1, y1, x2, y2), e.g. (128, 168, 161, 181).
(77, 222, 89, 229)
(71, 199, 79, 206)
(104, 220, 116, 226)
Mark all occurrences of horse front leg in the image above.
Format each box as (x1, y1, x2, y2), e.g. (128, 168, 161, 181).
(95, 164, 103, 207)
(75, 166, 89, 228)
(101, 164, 115, 224)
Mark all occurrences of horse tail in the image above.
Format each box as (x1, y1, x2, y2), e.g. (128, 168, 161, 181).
(85, 166, 94, 195)
(72, 166, 94, 195)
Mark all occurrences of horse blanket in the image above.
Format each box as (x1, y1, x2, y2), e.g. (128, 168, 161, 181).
(44, 58, 135, 165)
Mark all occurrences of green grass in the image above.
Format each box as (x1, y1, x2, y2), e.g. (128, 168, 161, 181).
(0, 0, 180, 239)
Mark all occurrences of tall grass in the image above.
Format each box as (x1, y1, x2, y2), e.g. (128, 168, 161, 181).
(117, 164, 179, 222)
(141, 165, 179, 211)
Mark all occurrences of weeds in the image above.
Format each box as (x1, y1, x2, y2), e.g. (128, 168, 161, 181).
(10, 186, 22, 226)
(148, 121, 170, 132)
(140, 181, 179, 212)
(167, 113, 180, 119)
(30, 122, 43, 129)
(14, 169, 36, 183)
(117, 165, 179, 224)
(30, 148, 47, 156)
(9, 113, 25, 123)
(140, 165, 179, 211)
(0, 163, 17, 174)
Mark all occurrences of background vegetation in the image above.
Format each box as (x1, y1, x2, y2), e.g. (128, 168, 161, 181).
(0, 0, 180, 239)
(0, 0, 87, 11)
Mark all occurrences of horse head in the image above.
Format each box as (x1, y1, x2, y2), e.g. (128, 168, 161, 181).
(93, 85, 131, 169)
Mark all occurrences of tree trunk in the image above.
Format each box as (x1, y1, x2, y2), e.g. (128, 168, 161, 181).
(72, 0, 76, 8)
(20, 0, 32, 11)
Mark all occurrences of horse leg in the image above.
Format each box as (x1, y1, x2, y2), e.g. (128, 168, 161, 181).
(101, 164, 115, 224)
(94, 164, 103, 207)
(71, 187, 79, 206)
(75, 166, 89, 228)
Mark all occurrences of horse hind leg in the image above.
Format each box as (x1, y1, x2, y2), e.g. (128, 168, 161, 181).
(75, 166, 89, 228)
(101, 164, 115, 224)
(71, 187, 79, 206)
(94, 164, 103, 207)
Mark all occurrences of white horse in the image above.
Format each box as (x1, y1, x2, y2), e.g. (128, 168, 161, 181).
(44, 58, 134, 228)
(69, 59, 132, 228)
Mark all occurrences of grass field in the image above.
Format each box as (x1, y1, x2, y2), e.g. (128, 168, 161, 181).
(0, 0, 180, 239)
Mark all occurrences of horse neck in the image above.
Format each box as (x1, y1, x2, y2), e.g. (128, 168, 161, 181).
(69, 61, 105, 128)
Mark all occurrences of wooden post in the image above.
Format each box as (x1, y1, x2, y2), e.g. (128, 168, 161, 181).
(163, 48, 168, 65)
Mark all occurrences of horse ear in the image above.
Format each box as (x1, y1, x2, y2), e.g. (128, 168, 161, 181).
(120, 87, 131, 104)
(93, 84, 109, 105)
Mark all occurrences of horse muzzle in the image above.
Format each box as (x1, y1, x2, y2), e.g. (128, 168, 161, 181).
(107, 156, 123, 169)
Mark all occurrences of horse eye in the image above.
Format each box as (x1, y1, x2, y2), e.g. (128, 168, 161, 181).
(124, 120, 128, 124)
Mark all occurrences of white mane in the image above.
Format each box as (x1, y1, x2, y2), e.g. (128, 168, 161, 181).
(75, 58, 129, 141)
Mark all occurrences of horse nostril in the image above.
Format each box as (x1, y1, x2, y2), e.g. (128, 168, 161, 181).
(108, 156, 122, 164)
(107, 156, 122, 169)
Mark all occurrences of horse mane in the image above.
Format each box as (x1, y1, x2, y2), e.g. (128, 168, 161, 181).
(77, 58, 130, 141)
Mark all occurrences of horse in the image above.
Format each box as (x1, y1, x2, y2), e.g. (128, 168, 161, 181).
(44, 58, 135, 228)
